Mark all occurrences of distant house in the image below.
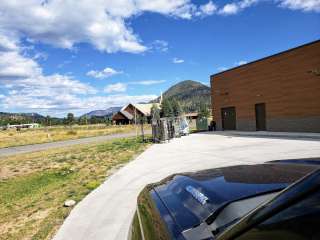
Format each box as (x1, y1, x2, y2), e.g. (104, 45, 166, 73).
(6, 123, 40, 129)
(185, 112, 198, 120)
(112, 111, 131, 125)
(112, 103, 160, 125)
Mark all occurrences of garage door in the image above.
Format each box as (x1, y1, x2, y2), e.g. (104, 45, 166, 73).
(221, 107, 236, 130)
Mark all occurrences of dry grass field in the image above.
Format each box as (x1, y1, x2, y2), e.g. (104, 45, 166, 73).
(0, 137, 150, 240)
(0, 124, 140, 148)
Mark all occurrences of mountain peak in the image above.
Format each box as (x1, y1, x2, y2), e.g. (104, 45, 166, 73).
(81, 106, 121, 118)
(152, 80, 211, 112)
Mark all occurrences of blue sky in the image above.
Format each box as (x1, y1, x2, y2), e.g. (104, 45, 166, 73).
(0, 0, 319, 117)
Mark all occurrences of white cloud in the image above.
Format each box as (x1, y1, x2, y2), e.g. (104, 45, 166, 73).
(151, 40, 169, 52)
(0, 1, 146, 53)
(0, 1, 316, 58)
(217, 60, 248, 72)
(0, 32, 158, 116)
(0, 36, 97, 115)
(136, 0, 197, 19)
(0, 53, 156, 116)
(0, 34, 19, 52)
(217, 66, 228, 72)
(130, 80, 166, 85)
(33, 52, 48, 61)
(219, 0, 258, 15)
(87, 67, 123, 79)
(1, 76, 97, 112)
(0, 50, 41, 79)
(278, 0, 320, 12)
(235, 60, 248, 66)
(219, 3, 239, 15)
(104, 83, 127, 93)
(0, 0, 217, 54)
(173, 57, 185, 64)
(239, 0, 259, 8)
(218, 0, 320, 15)
(197, 1, 217, 16)
(1, 72, 97, 104)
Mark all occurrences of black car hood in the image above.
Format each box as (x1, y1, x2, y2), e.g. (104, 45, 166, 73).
(153, 163, 317, 232)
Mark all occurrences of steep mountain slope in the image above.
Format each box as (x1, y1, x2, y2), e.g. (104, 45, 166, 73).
(0, 112, 44, 120)
(152, 80, 211, 112)
(81, 107, 121, 118)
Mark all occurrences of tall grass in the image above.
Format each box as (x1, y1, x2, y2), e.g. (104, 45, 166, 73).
(0, 124, 140, 148)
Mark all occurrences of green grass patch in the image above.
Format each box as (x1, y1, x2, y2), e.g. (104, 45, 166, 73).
(85, 180, 100, 190)
(0, 137, 150, 240)
(0, 169, 74, 204)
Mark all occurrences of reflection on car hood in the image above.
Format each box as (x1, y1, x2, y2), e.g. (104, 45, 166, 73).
(153, 163, 317, 232)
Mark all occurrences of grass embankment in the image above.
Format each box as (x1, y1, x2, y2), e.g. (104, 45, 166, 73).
(0, 137, 150, 240)
(0, 124, 140, 148)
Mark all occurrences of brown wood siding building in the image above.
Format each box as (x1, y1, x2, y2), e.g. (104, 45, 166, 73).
(112, 112, 131, 125)
(123, 104, 144, 117)
(211, 40, 320, 132)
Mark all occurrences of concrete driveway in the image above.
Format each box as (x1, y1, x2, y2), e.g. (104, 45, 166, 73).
(53, 132, 320, 240)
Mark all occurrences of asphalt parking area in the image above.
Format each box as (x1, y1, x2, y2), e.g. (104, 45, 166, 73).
(53, 132, 320, 240)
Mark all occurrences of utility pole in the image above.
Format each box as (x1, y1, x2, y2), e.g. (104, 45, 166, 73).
(135, 107, 137, 138)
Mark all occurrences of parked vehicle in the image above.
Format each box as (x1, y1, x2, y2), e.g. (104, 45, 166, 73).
(129, 159, 320, 240)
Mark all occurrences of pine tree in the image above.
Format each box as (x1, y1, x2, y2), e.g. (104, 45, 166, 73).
(160, 98, 174, 117)
(171, 99, 183, 117)
(151, 104, 160, 120)
(66, 113, 75, 125)
(198, 103, 210, 119)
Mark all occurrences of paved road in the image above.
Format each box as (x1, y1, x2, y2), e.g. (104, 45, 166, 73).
(53, 132, 320, 240)
(0, 131, 146, 157)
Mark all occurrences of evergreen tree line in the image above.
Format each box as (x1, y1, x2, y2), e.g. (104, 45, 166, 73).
(151, 98, 210, 119)
(0, 113, 113, 126)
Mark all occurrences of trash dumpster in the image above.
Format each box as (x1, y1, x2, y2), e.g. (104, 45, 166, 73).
(196, 118, 208, 131)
